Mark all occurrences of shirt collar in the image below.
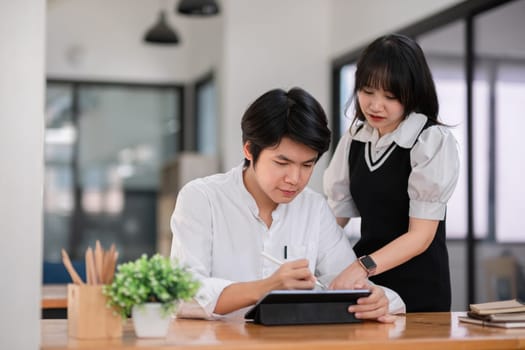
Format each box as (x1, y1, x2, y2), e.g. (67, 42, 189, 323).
(233, 161, 287, 220)
(233, 162, 259, 216)
(352, 113, 428, 149)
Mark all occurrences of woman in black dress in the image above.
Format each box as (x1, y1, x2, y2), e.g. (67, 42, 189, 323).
(324, 34, 460, 312)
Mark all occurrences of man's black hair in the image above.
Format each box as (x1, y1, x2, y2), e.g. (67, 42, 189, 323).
(241, 87, 331, 167)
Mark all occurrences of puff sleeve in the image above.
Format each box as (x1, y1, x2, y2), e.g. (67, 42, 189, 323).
(408, 125, 460, 220)
(323, 131, 361, 218)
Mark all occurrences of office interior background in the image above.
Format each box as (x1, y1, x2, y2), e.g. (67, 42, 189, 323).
(1, 0, 524, 348)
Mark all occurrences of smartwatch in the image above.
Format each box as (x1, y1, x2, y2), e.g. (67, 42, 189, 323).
(358, 255, 377, 277)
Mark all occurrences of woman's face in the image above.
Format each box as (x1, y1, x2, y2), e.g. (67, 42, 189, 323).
(357, 86, 405, 136)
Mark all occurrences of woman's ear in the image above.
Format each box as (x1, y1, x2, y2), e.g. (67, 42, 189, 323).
(243, 142, 253, 161)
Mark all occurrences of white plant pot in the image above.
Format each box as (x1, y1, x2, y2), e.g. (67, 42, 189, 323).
(131, 303, 174, 338)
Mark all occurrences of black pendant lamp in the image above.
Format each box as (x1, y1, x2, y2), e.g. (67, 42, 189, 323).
(144, 10, 180, 45)
(177, 0, 220, 16)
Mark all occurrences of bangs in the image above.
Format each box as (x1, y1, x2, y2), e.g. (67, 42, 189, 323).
(356, 63, 392, 92)
(354, 48, 412, 105)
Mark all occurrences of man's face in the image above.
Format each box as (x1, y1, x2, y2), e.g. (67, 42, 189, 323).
(243, 137, 318, 207)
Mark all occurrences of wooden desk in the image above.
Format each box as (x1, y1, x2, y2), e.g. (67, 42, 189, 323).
(42, 284, 68, 309)
(41, 312, 525, 349)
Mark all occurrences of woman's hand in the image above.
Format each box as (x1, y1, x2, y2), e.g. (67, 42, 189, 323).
(348, 280, 397, 323)
(329, 260, 367, 290)
(267, 259, 316, 290)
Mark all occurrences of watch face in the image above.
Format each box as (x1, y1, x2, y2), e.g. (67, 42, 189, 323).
(360, 255, 376, 270)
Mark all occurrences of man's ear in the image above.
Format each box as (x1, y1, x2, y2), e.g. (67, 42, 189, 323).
(243, 142, 252, 161)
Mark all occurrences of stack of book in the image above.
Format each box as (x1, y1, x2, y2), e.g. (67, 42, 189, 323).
(459, 299, 525, 329)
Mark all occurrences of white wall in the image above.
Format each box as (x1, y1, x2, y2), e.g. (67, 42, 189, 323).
(0, 1, 45, 348)
(218, 0, 332, 190)
(185, 14, 223, 80)
(47, 0, 206, 82)
(47, 0, 224, 82)
(330, 0, 463, 57)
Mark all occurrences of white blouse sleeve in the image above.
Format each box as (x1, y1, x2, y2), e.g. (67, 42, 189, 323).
(323, 131, 360, 218)
(408, 125, 460, 220)
(170, 181, 233, 319)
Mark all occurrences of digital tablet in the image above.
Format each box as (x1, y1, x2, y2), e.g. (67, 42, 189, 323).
(245, 289, 371, 325)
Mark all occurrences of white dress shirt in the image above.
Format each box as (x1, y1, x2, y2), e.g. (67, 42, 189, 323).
(171, 163, 406, 319)
(324, 113, 460, 221)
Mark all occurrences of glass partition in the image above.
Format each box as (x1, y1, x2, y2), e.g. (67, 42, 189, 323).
(44, 81, 182, 262)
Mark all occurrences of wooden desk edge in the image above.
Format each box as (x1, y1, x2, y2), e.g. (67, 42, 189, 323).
(42, 285, 68, 309)
(42, 299, 68, 309)
(40, 312, 525, 350)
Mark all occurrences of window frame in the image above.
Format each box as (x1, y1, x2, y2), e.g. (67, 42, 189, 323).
(45, 78, 184, 260)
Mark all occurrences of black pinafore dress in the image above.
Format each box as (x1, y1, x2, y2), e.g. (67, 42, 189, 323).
(349, 121, 451, 312)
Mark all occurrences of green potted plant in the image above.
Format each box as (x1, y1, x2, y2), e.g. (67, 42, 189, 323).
(103, 253, 200, 338)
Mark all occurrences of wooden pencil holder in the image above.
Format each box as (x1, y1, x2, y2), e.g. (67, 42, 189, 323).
(67, 284, 123, 339)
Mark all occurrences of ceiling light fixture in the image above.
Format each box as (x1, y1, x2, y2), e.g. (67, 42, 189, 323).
(177, 0, 220, 16)
(144, 10, 180, 45)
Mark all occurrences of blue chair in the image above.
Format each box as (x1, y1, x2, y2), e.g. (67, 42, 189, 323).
(43, 260, 86, 284)
(42, 260, 86, 319)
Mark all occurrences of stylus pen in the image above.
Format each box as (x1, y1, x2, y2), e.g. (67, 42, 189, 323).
(261, 251, 327, 290)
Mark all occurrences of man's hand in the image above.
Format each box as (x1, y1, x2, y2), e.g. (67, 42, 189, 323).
(214, 259, 315, 315)
(267, 259, 316, 290)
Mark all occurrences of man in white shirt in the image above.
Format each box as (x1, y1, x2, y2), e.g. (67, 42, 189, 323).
(170, 87, 405, 321)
